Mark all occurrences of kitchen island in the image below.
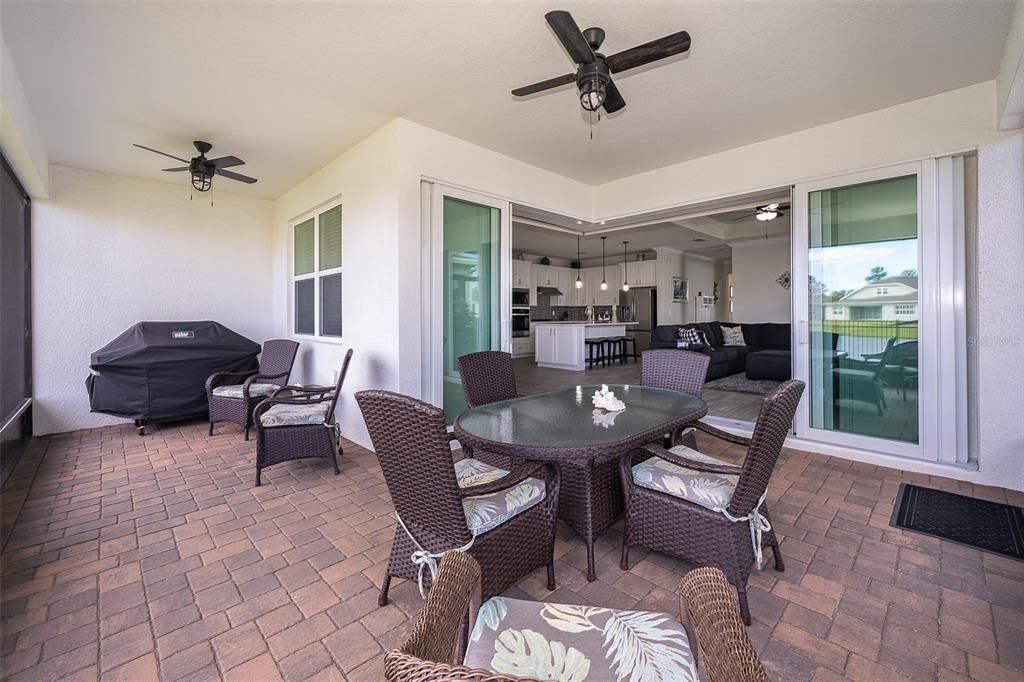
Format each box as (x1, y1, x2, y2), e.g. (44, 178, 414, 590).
(533, 322, 637, 371)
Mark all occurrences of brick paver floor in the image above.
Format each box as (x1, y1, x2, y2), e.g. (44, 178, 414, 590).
(1, 420, 1022, 681)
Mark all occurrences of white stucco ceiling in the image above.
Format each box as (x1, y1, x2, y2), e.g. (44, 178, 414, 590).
(1, 1, 1014, 198)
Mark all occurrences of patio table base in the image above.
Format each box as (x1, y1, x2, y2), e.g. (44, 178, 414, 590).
(559, 456, 624, 581)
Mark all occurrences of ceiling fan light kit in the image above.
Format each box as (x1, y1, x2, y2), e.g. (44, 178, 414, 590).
(513, 10, 690, 116)
(133, 140, 257, 200)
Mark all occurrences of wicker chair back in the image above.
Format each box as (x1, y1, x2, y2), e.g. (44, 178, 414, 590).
(356, 391, 473, 549)
(727, 379, 805, 517)
(258, 339, 300, 385)
(679, 567, 768, 682)
(457, 351, 519, 408)
(325, 348, 354, 423)
(641, 349, 711, 397)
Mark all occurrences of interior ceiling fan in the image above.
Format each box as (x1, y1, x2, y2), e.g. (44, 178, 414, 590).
(512, 10, 691, 114)
(133, 140, 257, 192)
(725, 203, 789, 222)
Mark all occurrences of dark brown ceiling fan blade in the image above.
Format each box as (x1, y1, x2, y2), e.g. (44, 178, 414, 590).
(215, 168, 257, 184)
(208, 155, 244, 169)
(602, 79, 626, 113)
(606, 30, 691, 73)
(545, 10, 595, 64)
(512, 73, 576, 97)
(133, 143, 189, 163)
(162, 166, 189, 172)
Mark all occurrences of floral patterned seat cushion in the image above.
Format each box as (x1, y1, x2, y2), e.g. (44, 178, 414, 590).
(631, 445, 738, 512)
(258, 402, 330, 427)
(454, 458, 545, 536)
(465, 596, 698, 682)
(212, 383, 278, 399)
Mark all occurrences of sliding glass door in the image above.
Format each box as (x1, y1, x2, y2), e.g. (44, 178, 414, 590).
(793, 160, 967, 462)
(428, 185, 510, 423)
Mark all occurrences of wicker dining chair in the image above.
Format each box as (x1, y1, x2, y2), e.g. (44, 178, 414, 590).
(620, 379, 806, 625)
(456, 351, 519, 467)
(642, 349, 711, 397)
(250, 348, 353, 486)
(383, 552, 767, 682)
(643, 349, 712, 446)
(355, 390, 560, 607)
(206, 339, 299, 440)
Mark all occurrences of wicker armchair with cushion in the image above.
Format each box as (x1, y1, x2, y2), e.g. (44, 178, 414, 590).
(355, 390, 560, 607)
(206, 338, 299, 440)
(620, 379, 806, 625)
(456, 351, 519, 468)
(383, 551, 767, 682)
(250, 348, 352, 486)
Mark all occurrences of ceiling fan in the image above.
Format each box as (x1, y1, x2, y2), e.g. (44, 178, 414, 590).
(133, 140, 257, 192)
(725, 203, 789, 222)
(512, 10, 691, 114)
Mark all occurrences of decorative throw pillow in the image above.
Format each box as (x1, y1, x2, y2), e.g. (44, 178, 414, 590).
(677, 327, 707, 348)
(722, 325, 746, 346)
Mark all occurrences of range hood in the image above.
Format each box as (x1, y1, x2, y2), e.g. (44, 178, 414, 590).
(537, 286, 564, 296)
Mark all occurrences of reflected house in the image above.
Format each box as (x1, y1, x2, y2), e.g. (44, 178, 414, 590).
(825, 276, 918, 321)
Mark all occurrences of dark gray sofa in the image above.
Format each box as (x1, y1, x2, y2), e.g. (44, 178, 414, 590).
(650, 321, 831, 382)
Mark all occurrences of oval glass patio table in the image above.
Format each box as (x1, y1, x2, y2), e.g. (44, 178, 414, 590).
(454, 384, 707, 581)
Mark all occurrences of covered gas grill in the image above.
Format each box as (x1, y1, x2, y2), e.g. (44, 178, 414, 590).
(86, 321, 260, 434)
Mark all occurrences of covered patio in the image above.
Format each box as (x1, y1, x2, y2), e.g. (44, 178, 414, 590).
(2, 422, 1021, 681)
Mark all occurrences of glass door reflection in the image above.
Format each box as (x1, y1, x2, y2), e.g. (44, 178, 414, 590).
(808, 175, 919, 443)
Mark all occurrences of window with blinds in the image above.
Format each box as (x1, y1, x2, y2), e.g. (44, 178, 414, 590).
(292, 203, 342, 338)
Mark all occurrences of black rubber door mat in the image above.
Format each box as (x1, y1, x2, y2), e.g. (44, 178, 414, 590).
(891, 483, 1024, 561)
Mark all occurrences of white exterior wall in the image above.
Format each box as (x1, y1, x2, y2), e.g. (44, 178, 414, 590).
(32, 166, 275, 435)
(271, 123, 403, 450)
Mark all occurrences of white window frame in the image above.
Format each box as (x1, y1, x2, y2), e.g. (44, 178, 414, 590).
(792, 157, 967, 464)
(290, 199, 343, 342)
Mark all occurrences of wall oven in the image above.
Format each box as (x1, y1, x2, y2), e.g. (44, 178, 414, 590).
(512, 289, 530, 306)
(512, 308, 530, 337)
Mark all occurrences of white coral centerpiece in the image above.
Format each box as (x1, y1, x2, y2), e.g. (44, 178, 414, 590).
(592, 384, 626, 412)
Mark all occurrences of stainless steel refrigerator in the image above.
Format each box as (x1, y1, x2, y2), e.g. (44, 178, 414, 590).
(620, 287, 657, 353)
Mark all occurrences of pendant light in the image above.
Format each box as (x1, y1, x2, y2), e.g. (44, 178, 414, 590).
(621, 241, 630, 291)
(600, 237, 608, 291)
(575, 235, 583, 289)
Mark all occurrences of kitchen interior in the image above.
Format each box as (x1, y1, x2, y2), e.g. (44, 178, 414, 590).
(509, 199, 791, 422)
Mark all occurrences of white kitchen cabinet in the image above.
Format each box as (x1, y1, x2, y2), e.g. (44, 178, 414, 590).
(533, 264, 557, 287)
(534, 324, 584, 370)
(511, 336, 533, 358)
(621, 260, 657, 288)
(512, 260, 531, 288)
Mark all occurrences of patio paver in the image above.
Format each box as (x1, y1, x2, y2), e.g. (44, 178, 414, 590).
(1, 420, 1022, 681)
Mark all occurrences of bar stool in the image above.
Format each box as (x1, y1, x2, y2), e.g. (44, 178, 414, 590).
(622, 336, 639, 363)
(585, 337, 608, 368)
(604, 336, 627, 365)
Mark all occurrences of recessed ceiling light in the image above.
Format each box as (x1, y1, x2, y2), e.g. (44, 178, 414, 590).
(600, 221, 606, 225)
(576, 220, 583, 225)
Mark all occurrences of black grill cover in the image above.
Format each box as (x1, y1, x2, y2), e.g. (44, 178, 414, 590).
(86, 321, 260, 422)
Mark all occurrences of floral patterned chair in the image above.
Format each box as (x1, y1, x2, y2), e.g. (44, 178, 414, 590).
(250, 348, 352, 486)
(355, 390, 560, 607)
(383, 551, 766, 682)
(206, 338, 299, 440)
(619, 379, 806, 626)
